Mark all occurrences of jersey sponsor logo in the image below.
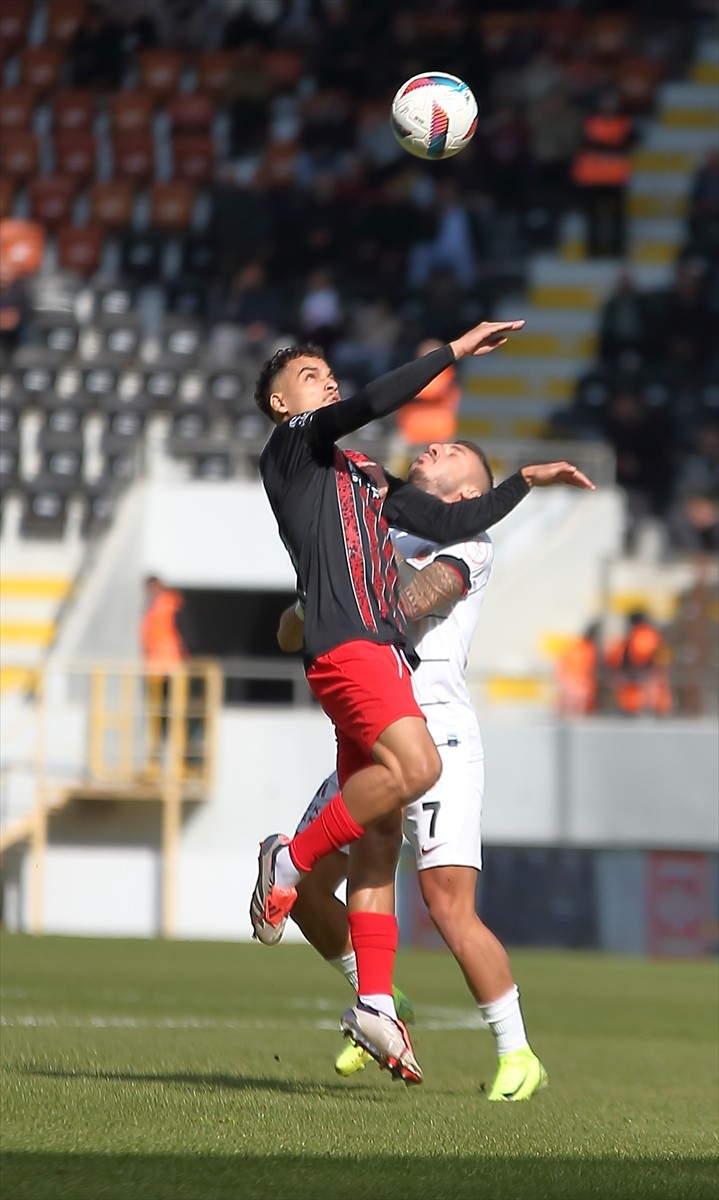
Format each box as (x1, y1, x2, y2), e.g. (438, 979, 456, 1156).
(288, 412, 313, 428)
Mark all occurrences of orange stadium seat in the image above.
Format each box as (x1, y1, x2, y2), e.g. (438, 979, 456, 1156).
(47, 0, 87, 45)
(20, 47, 65, 95)
(113, 133, 155, 185)
(0, 1, 31, 62)
(0, 132, 39, 183)
(0, 87, 38, 132)
(0, 177, 16, 221)
(57, 225, 103, 275)
(172, 136, 214, 185)
(168, 94, 215, 134)
(54, 132, 96, 184)
(196, 50, 238, 96)
(138, 50, 184, 99)
(89, 180, 135, 230)
(149, 181, 195, 231)
(264, 47, 304, 90)
(0, 219, 45, 276)
(53, 90, 96, 133)
(29, 176, 77, 228)
(109, 90, 155, 135)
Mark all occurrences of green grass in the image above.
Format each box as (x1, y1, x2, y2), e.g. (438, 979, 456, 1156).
(1, 935, 717, 1200)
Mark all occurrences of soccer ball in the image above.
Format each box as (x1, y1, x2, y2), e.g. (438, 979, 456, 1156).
(391, 73, 478, 161)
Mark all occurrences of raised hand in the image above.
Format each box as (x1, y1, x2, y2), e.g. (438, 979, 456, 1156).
(521, 462, 596, 490)
(449, 320, 525, 360)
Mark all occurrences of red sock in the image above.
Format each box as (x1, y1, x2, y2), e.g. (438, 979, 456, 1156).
(348, 911, 398, 997)
(288, 792, 364, 874)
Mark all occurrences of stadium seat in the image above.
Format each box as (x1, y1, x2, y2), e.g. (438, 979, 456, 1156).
(109, 90, 155, 135)
(113, 133, 155, 186)
(118, 230, 162, 282)
(0, 434, 20, 489)
(80, 320, 140, 362)
(193, 451, 232, 480)
(179, 234, 217, 276)
(208, 369, 252, 414)
(20, 484, 69, 538)
(169, 94, 214, 135)
(34, 313, 80, 355)
(37, 426, 84, 486)
(171, 406, 211, 441)
(231, 411, 266, 443)
(43, 404, 84, 437)
(13, 354, 57, 404)
(19, 47, 65, 95)
(0, 87, 38, 132)
(149, 181, 196, 232)
(82, 363, 118, 402)
(47, 1, 87, 46)
(53, 366, 87, 408)
(29, 176, 76, 229)
(0, 1, 32, 62)
(145, 367, 178, 407)
(0, 398, 20, 437)
(52, 90, 96, 135)
(166, 277, 208, 318)
(0, 133, 39, 184)
(0, 218, 45, 275)
(103, 403, 146, 443)
(196, 51, 238, 96)
(80, 480, 118, 537)
(174, 368, 205, 408)
(100, 437, 139, 481)
(116, 367, 145, 404)
(89, 180, 135, 231)
(0, 177, 15, 220)
(54, 132, 97, 184)
(159, 316, 203, 362)
(57, 226, 103, 276)
(172, 136, 214, 185)
(138, 50, 184, 99)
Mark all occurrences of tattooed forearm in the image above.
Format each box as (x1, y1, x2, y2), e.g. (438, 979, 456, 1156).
(399, 560, 464, 621)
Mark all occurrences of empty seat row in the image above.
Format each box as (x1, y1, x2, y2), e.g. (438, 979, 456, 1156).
(2, 363, 256, 412)
(0, 88, 217, 134)
(0, 131, 215, 183)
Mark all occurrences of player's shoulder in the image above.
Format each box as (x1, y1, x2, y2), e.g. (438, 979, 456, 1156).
(437, 531, 493, 573)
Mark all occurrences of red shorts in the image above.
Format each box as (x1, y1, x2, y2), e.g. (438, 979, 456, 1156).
(306, 640, 425, 789)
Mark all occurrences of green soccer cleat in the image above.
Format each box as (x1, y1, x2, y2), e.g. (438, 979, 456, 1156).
(393, 986, 415, 1027)
(486, 1048, 548, 1101)
(335, 1040, 373, 1076)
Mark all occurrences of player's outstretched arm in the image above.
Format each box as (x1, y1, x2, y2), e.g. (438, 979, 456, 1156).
(311, 321, 525, 444)
(385, 461, 594, 543)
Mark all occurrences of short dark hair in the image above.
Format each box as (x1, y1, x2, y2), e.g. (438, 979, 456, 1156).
(455, 439, 495, 489)
(254, 343, 327, 423)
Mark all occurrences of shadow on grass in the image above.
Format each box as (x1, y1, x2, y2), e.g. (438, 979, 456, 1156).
(3, 1152, 717, 1200)
(22, 1064, 375, 1096)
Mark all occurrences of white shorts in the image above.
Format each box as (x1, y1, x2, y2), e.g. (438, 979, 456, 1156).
(295, 715, 484, 873)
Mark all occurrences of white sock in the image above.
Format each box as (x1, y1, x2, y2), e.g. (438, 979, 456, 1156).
(359, 992, 397, 1021)
(329, 951, 359, 993)
(274, 845, 301, 890)
(478, 985, 529, 1056)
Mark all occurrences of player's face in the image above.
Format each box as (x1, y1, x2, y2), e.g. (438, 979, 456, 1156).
(269, 356, 340, 421)
(408, 442, 488, 500)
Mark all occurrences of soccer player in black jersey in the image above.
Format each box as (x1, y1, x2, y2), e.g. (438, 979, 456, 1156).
(250, 320, 594, 1081)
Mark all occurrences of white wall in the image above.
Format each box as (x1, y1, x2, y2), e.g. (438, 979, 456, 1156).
(6, 709, 718, 939)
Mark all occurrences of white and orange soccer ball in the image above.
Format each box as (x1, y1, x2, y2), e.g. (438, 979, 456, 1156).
(391, 72, 478, 160)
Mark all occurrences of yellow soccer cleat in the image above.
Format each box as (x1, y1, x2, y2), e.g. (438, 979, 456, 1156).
(335, 1039, 373, 1076)
(486, 1048, 548, 1101)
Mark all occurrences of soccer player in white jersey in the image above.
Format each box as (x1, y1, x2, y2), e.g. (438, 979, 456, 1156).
(277, 440, 547, 1101)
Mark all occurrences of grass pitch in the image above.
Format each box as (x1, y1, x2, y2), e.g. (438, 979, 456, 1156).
(1, 935, 717, 1200)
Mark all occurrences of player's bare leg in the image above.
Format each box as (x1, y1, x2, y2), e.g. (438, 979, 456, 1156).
(252, 718, 440, 942)
(419, 865, 547, 1100)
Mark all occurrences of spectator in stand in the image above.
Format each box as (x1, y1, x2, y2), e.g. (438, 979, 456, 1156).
(141, 576, 192, 774)
(667, 420, 719, 554)
(298, 268, 343, 353)
(688, 147, 719, 252)
(225, 42, 273, 158)
(556, 622, 601, 717)
(527, 86, 583, 215)
(478, 105, 530, 211)
(221, 261, 283, 348)
(0, 260, 28, 356)
(70, 3, 124, 90)
(408, 180, 480, 289)
(208, 166, 273, 287)
(605, 611, 672, 717)
(602, 389, 677, 540)
(395, 337, 461, 451)
(572, 88, 636, 257)
(653, 261, 715, 381)
(598, 271, 651, 369)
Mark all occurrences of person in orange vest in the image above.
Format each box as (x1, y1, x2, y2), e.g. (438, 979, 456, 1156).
(556, 622, 601, 716)
(395, 338, 461, 450)
(606, 610, 672, 717)
(572, 88, 635, 257)
(141, 576, 191, 771)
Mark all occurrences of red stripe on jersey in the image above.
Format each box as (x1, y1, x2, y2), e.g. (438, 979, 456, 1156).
(335, 449, 377, 632)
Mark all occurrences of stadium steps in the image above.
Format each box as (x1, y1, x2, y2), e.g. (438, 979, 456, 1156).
(0, 575, 74, 694)
(460, 41, 718, 436)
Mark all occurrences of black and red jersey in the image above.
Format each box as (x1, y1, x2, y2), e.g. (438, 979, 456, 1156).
(259, 346, 530, 668)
